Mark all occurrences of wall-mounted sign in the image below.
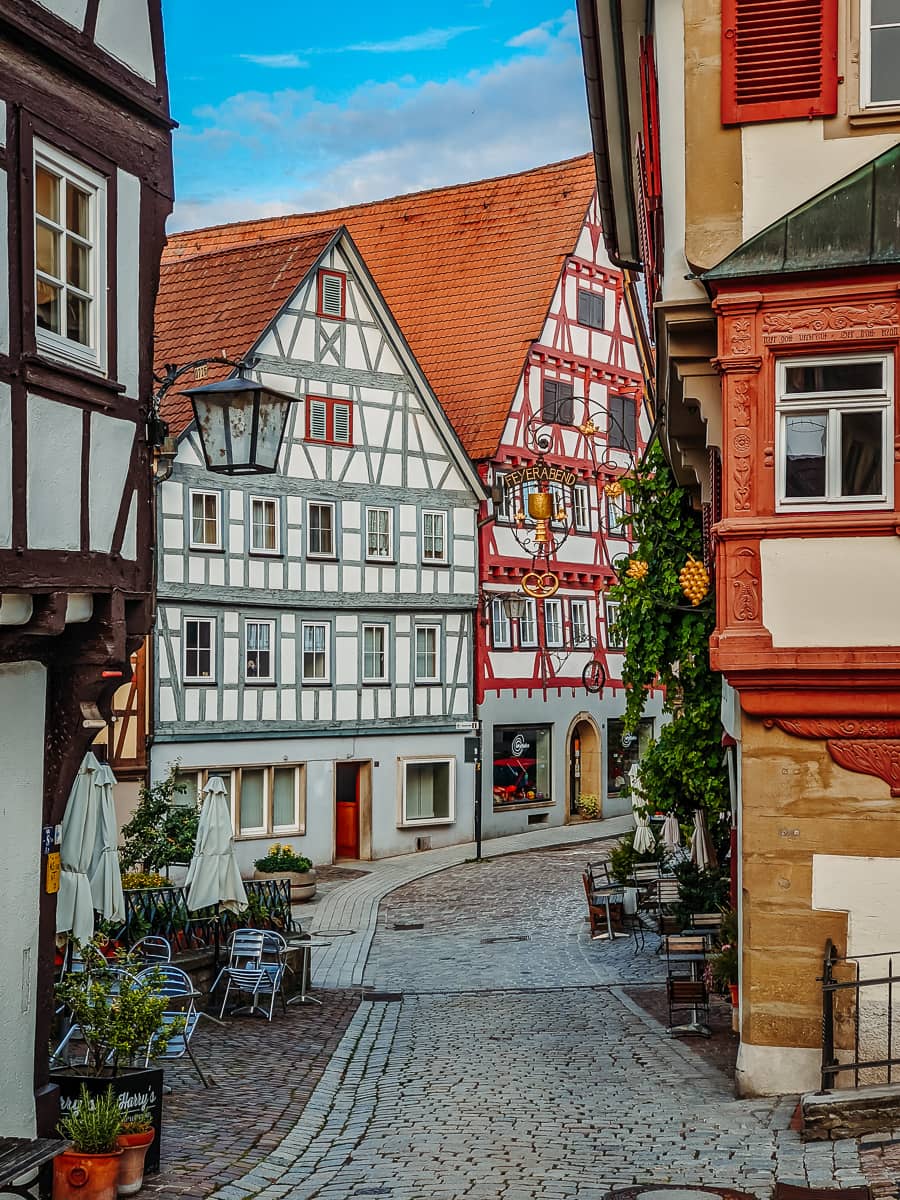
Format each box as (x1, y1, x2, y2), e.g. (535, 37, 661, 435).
(46, 851, 60, 894)
(504, 463, 577, 489)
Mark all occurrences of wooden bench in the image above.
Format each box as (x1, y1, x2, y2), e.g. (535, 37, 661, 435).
(0, 1138, 69, 1199)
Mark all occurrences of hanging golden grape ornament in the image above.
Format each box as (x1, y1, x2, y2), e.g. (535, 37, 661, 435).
(625, 559, 648, 580)
(678, 555, 710, 606)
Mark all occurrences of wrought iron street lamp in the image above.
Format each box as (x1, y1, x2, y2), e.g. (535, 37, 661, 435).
(150, 357, 295, 479)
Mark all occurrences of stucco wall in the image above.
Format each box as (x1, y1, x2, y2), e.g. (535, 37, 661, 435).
(0, 661, 46, 1137)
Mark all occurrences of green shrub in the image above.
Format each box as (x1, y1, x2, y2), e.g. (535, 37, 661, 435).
(253, 843, 312, 873)
(120, 764, 199, 873)
(576, 793, 601, 818)
(58, 1086, 122, 1153)
(608, 829, 665, 883)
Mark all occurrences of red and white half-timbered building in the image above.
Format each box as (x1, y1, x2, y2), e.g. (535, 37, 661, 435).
(0, 1, 173, 1137)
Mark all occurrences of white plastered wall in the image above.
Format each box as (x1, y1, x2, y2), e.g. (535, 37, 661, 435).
(0, 662, 46, 1137)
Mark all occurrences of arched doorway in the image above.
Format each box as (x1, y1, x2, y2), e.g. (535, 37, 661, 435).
(566, 713, 601, 820)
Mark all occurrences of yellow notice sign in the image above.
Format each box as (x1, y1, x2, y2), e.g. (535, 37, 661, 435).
(46, 851, 61, 894)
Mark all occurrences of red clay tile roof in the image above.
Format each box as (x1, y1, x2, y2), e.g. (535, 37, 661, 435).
(155, 228, 338, 436)
(161, 155, 596, 458)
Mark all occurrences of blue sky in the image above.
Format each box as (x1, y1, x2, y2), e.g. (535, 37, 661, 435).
(161, 2, 590, 231)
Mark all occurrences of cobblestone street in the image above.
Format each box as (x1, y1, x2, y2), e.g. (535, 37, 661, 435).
(153, 836, 876, 1200)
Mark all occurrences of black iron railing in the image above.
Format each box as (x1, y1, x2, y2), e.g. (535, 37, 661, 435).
(821, 938, 900, 1090)
(120, 878, 293, 953)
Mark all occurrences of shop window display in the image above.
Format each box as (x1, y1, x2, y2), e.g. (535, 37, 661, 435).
(606, 719, 654, 795)
(493, 725, 552, 807)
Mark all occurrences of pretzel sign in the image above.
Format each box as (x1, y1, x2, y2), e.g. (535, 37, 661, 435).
(521, 571, 560, 599)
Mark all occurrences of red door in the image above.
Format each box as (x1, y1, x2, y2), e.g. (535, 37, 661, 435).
(335, 763, 360, 859)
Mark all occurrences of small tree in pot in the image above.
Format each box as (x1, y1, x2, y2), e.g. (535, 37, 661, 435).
(54, 1085, 123, 1200)
(253, 843, 317, 901)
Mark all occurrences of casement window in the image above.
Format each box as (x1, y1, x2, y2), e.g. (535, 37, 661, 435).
(422, 510, 447, 562)
(570, 599, 591, 648)
(577, 288, 605, 330)
(362, 623, 389, 683)
(721, 0, 838, 125)
(862, 0, 900, 107)
(34, 141, 106, 370)
(316, 268, 346, 319)
(366, 507, 393, 560)
(609, 395, 637, 452)
(573, 484, 591, 532)
(183, 617, 215, 682)
(776, 355, 892, 510)
(493, 472, 512, 522)
(606, 491, 630, 535)
(519, 598, 538, 648)
(250, 496, 279, 554)
(306, 396, 353, 445)
(544, 598, 563, 648)
(401, 759, 454, 824)
(307, 501, 335, 557)
(414, 624, 440, 682)
(244, 619, 275, 683)
(190, 490, 221, 549)
(491, 598, 511, 649)
(606, 600, 625, 650)
(175, 765, 305, 836)
(542, 379, 575, 425)
(301, 622, 330, 683)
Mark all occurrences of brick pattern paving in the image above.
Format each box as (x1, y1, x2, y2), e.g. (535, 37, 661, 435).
(860, 1139, 900, 1200)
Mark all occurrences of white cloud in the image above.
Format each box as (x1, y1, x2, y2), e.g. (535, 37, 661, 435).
(239, 53, 308, 69)
(507, 11, 577, 50)
(170, 15, 588, 232)
(344, 26, 478, 53)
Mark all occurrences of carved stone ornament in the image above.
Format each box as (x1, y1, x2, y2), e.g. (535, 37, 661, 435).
(729, 317, 752, 355)
(762, 303, 898, 335)
(731, 379, 752, 512)
(768, 718, 900, 797)
(730, 546, 760, 624)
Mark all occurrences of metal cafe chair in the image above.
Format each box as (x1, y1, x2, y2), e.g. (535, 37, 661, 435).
(216, 928, 285, 1021)
(138, 964, 209, 1087)
(131, 935, 172, 964)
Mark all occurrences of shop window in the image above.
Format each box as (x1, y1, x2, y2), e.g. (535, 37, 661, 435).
(606, 718, 654, 796)
(493, 725, 552, 808)
(402, 759, 454, 823)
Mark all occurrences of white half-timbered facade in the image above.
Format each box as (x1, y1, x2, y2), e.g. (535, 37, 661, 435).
(151, 228, 483, 868)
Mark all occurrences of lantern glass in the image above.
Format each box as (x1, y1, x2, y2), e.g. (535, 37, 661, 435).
(186, 375, 293, 475)
(503, 593, 528, 621)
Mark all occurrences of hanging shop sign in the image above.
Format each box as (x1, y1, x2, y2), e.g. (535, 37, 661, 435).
(504, 463, 578, 489)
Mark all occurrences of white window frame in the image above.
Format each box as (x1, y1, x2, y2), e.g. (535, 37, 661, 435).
(399, 756, 455, 826)
(422, 510, 448, 563)
(271, 764, 305, 834)
(177, 765, 306, 837)
(301, 621, 331, 684)
(307, 501, 336, 558)
(414, 624, 441, 683)
(362, 623, 390, 684)
(570, 598, 591, 648)
(365, 506, 394, 561)
(33, 139, 107, 373)
(189, 490, 222, 550)
(249, 495, 280, 555)
(182, 616, 216, 683)
(606, 600, 624, 650)
(861, 0, 900, 108)
(775, 353, 893, 512)
(491, 598, 511, 649)
(519, 598, 538, 648)
(234, 766, 268, 836)
(544, 598, 563, 648)
(244, 618, 276, 684)
(573, 484, 591, 532)
(606, 491, 629, 535)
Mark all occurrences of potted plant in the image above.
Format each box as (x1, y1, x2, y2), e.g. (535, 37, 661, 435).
(575, 793, 601, 819)
(116, 1110, 154, 1195)
(53, 939, 180, 1175)
(253, 843, 317, 901)
(707, 908, 740, 1023)
(54, 1085, 123, 1200)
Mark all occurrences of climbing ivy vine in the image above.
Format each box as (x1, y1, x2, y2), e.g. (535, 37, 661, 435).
(607, 442, 729, 830)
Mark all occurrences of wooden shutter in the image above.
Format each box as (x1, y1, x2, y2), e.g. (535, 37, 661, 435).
(333, 402, 351, 444)
(542, 380, 574, 425)
(318, 270, 344, 318)
(721, 0, 838, 125)
(307, 399, 327, 441)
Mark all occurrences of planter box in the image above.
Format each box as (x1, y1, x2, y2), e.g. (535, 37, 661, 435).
(54, 1068, 164, 1174)
(252, 867, 317, 902)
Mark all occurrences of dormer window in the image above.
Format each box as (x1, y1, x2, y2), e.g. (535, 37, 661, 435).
(306, 395, 353, 446)
(317, 269, 346, 320)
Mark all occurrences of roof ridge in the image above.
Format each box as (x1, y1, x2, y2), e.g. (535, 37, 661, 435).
(163, 224, 341, 265)
(166, 153, 594, 244)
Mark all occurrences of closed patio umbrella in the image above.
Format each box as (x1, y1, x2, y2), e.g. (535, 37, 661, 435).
(88, 761, 125, 925)
(186, 776, 247, 913)
(690, 808, 718, 870)
(661, 812, 681, 851)
(629, 764, 656, 855)
(57, 753, 102, 943)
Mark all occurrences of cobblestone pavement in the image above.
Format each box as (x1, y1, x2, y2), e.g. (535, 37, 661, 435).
(176, 836, 875, 1200)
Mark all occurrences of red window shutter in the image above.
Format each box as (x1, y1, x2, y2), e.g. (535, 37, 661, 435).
(721, 0, 838, 125)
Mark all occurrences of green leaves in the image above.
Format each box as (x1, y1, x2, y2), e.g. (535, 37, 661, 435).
(120, 765, 199, 873)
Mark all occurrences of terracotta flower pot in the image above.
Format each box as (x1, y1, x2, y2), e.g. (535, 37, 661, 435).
(253, 867, 317, 902)
(53, 1149, 122, 1200)
(729, 982, 739, 1007)
(116, 1131, 155, 1195)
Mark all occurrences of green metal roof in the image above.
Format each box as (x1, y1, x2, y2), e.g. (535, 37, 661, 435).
(704, 143, 900, 282)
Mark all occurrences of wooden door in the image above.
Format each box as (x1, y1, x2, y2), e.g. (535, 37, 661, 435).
(335, 763, 360, 858)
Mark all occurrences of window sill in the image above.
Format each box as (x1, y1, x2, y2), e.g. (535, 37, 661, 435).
(189, 545, 225, 554)
(249, 550, 283, 559)
(422, 559, 450, 568)
(183, 679, 216, 686)
(22, 354, 124, 405)
(301, 679, 331, 687)
(365, 558, 397, 566)
(493, 799, 554, 812)
(243, 680, 277, 688)
(362, 680, 391, 687)
(848, 107, 900, 128)
(398, 818, 454, 829)
(414, 679, 442, 686)
(307, 554, 339, 561)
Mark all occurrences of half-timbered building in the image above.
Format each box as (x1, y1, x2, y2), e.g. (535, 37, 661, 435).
(159, 157, 662, 850)
(151, 228, 483, 868)
(0, 0, 172, 1139)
